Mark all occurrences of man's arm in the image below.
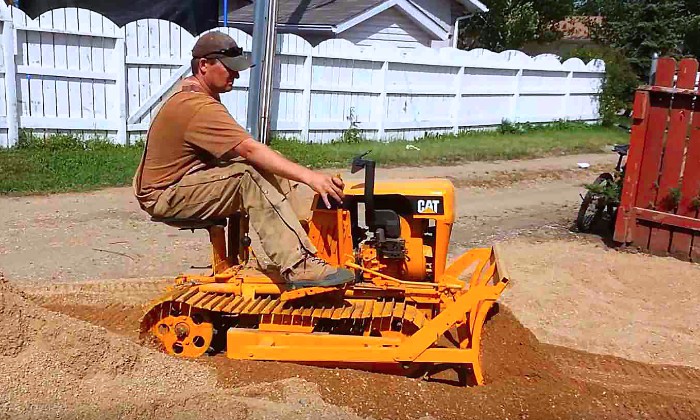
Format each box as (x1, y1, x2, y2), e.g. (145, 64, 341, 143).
(230, 137, 344, 209)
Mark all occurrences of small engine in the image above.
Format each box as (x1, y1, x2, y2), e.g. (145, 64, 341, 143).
(341, 153, 453, 284)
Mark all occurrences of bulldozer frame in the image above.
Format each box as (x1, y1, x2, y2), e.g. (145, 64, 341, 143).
(140, 153, 510, 386)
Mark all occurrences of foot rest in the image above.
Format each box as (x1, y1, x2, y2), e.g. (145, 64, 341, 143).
(280, 286, 345, 302)
(150, 216, 227, 230)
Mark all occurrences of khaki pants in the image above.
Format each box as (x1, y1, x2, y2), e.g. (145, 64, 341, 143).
(148, 160, 317, 273)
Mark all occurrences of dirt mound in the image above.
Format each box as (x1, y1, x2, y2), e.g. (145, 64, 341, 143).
(0, 277, 364, 420)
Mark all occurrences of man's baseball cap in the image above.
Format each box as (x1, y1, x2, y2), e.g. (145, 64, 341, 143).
(192, 31, 253, 72)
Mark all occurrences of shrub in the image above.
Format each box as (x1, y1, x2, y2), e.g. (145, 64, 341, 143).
(561, 46, 641, 126)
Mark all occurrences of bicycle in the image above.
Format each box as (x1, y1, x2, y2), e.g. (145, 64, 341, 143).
(576, 143, 629, 233)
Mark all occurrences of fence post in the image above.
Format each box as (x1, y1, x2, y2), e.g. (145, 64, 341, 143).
(114, 28, 128, 145)
(562, 70, 573, 121)
(376, 60, 388, 140)
(509, 68, 523, 123)
(300, 50, 312, 142)
(451, 66, 463, 134)
(2, 18, 18, 147)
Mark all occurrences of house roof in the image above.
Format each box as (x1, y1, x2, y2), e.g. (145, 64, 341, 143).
(225, 0, 487, 28)
(226, 0, 386, 27)
(558, 16, 602, 40)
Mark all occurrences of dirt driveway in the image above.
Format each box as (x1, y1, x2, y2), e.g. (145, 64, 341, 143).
(2, 152, 699, 419)
(0, 153, 614, 283)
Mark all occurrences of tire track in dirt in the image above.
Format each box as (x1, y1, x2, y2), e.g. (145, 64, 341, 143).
(446, 163, 609, 190)
(20, 279, 168, 337)
(550, 346, 700, 418)
(17, 278, 169, 305)
(555, 348, 700, 398)
(598, 394, 700, 420)
(40, 303, 143, 336)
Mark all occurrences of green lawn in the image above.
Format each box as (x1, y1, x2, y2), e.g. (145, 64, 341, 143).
(274, 124, 627, 168)
(0, 123, 628, 195)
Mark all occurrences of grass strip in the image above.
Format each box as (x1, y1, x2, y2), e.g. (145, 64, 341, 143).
(0, 123, 628, 195)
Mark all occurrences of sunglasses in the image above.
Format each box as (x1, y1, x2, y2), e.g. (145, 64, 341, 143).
(198, 46, 244, 59)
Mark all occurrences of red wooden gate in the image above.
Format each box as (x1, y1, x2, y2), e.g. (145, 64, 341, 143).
(613, 57, 700, 262)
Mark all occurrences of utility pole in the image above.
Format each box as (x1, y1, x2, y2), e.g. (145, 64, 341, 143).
(247, 0, 278, 145)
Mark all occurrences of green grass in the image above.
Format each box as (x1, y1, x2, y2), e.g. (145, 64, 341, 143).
(0, 144, 143, 195)
(0, 122, 628, 195)
(274, 122, 627, 169)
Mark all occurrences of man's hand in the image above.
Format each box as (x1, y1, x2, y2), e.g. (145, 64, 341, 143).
(306, 172, 345, 209)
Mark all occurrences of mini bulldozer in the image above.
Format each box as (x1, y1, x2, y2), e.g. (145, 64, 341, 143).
(140, 153, 510, 385)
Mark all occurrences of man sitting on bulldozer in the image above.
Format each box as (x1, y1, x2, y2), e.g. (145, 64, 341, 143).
(132, 31, 354, 290)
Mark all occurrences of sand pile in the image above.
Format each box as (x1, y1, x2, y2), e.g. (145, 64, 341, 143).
(499, 238, 700, 368)
(0, 275, 364, 420)
(6, 265, 700, 420)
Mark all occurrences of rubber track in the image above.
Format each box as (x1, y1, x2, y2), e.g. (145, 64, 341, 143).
(146, 286, 429, 329)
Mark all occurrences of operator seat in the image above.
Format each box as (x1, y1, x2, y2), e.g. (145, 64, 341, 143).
(150, 215, 247, 274)
(150, 216, 227, 231)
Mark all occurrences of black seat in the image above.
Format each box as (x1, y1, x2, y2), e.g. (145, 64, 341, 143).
(613, 144, 629, 156)
(150, 216, 227, 230)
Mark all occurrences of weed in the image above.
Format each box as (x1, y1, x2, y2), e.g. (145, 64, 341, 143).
(584, 180, 622, 203)
(691, 196, 700, 211)
(668, 187, 682, 210)
(498, 120, 524, 134)
(334, 107, 365, 144)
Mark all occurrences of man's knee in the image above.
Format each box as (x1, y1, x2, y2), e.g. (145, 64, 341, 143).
(230, 161, 311, 221)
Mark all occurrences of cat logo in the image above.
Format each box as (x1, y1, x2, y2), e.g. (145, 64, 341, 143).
(417, 199, 440, 214)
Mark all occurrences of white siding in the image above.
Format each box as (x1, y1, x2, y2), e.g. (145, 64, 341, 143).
(342, 8, 431, 49)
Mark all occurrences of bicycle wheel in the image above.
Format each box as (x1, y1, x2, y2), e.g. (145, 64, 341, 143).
(576, 174, 613, 232)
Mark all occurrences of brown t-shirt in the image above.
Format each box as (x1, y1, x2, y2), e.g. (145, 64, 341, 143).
(134, 81, 251, 207)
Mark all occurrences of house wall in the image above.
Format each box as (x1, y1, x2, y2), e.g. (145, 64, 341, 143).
(341, 7, 432, 49)
(220, 0, 251, 12)
(411, 0, 453, 30)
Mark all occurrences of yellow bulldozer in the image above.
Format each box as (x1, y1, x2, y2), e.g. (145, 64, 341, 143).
(140, 153, 510, 385)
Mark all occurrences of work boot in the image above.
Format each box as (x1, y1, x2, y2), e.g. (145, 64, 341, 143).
(283, 255, 355, 289)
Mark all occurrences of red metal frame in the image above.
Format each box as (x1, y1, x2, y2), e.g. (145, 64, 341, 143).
(613, 57, 700, 262)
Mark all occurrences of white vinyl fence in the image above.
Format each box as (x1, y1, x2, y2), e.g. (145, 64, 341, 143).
(0, 4, 606, 147)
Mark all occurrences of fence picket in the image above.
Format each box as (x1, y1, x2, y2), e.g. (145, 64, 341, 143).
(2, 18, 18, 147)
(614, 91, 650, 243)
(614, 57, 700, 263)
(632, 57, 676, 250)
(648, 59, 696, 254)
(669, 96, 700, 260)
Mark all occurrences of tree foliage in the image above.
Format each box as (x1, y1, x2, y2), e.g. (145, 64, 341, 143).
(459, 0, 574, 51)
(575, 0, 699, 79)
(462, 0, 700, 123)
